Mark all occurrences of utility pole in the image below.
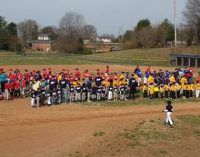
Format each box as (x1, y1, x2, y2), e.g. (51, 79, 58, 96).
(174, 0, 177, 48)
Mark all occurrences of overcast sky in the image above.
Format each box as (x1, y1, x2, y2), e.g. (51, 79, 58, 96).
(0, 0, 187, 35)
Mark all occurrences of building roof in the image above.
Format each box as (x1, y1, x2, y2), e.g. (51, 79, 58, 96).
(170, 53, 200, 58)
(31, 40, 55, 44)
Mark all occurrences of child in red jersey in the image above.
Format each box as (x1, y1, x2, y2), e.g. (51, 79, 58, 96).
(9, 81, 15, 99)
(14, 79, 21, 98)
(4, 82, 10, 100)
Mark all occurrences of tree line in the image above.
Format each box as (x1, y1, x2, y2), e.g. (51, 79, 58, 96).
(0, 12, 97, 54)
(122, 0, 200, 49)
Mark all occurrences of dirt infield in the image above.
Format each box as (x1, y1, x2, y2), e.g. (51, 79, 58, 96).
(0, 99, 200, 157)
(2, 64, 178, 74)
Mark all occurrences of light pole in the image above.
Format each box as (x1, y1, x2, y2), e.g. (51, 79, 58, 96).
(174, 0, 177, 48)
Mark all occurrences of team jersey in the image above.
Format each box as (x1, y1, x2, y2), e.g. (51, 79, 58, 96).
(113, 80, 119, 86)
(120, 86, 127, 93)
(196, 83, 200, 90)
(143, 85, 148, 92)
(154, 86, 159, 92)
(182, 84, 187, 90)
(148, 76, 154, 84)
(59, 79, 68, 89)
(95, 76, 103, 86)
(82, 86, 87, 92)
(176, 84, 182, 91)
(97, 86, 103, 93)
(113, 87, 119, 93)
(49, 79, 58, 90)
(149, 85, 154, 94)
(164, 85, 169, 91)
(108, 86, 113, 91)
(76, 86, 82, 93)
(160, 86, 164, 93)
(70, 86, 75, 93)
(169, 76, 176, 83)
(170, 85, 176, 91)
(181, 77, 187, 85)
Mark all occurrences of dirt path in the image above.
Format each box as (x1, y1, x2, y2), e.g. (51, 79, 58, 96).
(0, 99, 200, 157)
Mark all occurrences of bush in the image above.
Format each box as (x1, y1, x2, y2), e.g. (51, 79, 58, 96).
(16, 43, 25, 55)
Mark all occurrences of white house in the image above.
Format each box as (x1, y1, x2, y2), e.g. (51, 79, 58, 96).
(96, 37, 112, 43)
(38, 34, 50, 41)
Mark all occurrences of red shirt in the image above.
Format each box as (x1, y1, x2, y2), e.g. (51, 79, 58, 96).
(15, 80, 21, 90)
(10, 82, 15, 90)
(105, 68, 110, 74)
(4, 83, 10, 90)
(75, 71, 81, 79)
(22, 79, 27, 88)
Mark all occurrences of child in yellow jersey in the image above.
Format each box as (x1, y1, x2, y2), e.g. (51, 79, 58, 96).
(169, 75, 176, 84)
(154, 84, 159, 98)
(188, 83, 193, 98)
(185, 83, 190, 98)
(182, 83, 187, 99)
(149, 83, 154, 99)
(176, 83, 182, 98)
(195, 82, 200, 98)
(164, 84, 169, 98)
(169, 83, 176, 99)
(143, 84, 148, 98)
(181, 76, 187, 85)
(148, 75, 154, 85)
(159, 84, 164, 99)
(191, 83, 195, 97)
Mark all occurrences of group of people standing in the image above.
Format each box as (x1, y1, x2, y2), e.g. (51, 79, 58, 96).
(0, 65, 199, 108)
(0, 66, 138, 107)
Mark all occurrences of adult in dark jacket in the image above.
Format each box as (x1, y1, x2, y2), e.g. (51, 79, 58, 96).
(128, 75, 138, 99)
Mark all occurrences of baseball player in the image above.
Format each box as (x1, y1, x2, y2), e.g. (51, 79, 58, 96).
(163, 100, 174, 128)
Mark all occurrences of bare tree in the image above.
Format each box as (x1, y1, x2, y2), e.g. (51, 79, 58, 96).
(56, 12, 85, 53)
(138, 26, 157, 48)
(17, 19, 39, 42)
(82, 24, 97, 41)
(183, 0, 200, 44)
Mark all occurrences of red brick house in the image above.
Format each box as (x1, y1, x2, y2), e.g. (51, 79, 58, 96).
(31, 34, 55, 52)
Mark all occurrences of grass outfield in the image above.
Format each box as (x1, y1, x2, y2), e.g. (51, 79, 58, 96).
(0, 48, 170, 66)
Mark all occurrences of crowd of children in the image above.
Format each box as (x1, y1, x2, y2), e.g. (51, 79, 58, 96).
(142, 66, 200, 99)
(0, 65, 200, 108)
(0, 66, 138, 107)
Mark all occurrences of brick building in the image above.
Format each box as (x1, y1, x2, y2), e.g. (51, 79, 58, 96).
(31, 34, 55, 52)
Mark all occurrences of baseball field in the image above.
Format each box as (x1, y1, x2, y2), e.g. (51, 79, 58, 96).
(0, 48, 200, 157)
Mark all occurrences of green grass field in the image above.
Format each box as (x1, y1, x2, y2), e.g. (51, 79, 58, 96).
(0, 48, 170, 66)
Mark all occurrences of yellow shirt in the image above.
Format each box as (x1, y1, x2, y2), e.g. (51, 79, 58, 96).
(164, 85, 169, 91)
(133, 74, 138, 79)
(154, 86, 159, 92)
(176, 84, 182, 91)
(57, 75, 62, 81)
(113, 80, 119, 86)
(148, 76, 154, 84)
(169, 76, 176, 83)
(170, 85, 176, 91)
(196, 83, 200, 90)
(149, 85, 154, 94)
(160, 87, 164, 93)
(181, 77, 187, 85)
(191, 84, 195, 90)
(143, 85, 148, 92)
(182, 84, 187, 90)
(120, 74, 125, 80)
(187, 84, 192, 91)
